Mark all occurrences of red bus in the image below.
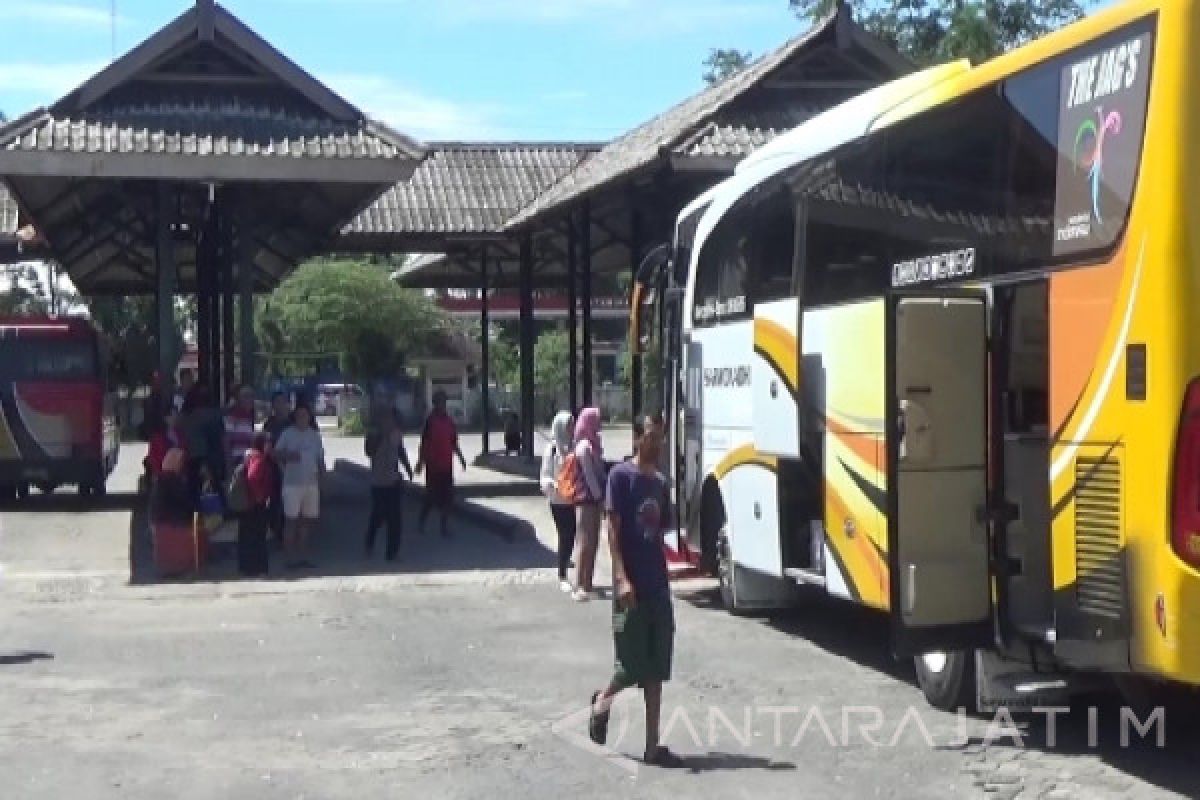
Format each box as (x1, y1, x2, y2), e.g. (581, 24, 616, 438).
(0, 317, 119, 499)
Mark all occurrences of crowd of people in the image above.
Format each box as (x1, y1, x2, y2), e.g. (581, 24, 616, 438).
(540, 407, 684, 768)
(139, 370, 468, 578)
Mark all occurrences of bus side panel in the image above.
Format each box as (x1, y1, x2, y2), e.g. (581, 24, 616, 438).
(804, 300, 889, 609)
(693, 321, 786, 581)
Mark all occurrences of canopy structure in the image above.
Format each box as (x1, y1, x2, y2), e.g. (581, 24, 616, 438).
(398, 5, 912, 455)
(0, 0, 424, 400)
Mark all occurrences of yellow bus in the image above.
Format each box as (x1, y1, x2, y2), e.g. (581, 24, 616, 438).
(633, 0, 1200, 710)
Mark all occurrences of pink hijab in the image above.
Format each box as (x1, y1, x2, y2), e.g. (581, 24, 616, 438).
(574, 407, 603, 455)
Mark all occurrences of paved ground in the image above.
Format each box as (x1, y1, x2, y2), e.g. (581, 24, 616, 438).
(0, 435, 1196, 799)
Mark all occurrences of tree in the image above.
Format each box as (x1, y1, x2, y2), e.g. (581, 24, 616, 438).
(257, 259, 446, 383)
(89, 296, 173, 393)
(486, 326, 520, 389)
(703, 48, 753, 85)
(534, 327, 571, 392)
(789, 0, 1085, 65)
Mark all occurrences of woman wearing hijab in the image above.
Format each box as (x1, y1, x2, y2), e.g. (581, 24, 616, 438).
(572, 407, 607, 601)
(540, 411, 577, 593)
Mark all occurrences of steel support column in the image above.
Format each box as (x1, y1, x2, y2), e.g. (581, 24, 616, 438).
(566, 211, 578, 414)
(195, 204, 213, 396)
(208, 195, 224, 403)
(155, 184, 177, 398)
(518, 233, 535, 460)
(630, 204, 644, 419)
(238, 229, 255, 388)
(221, 197, 236, 398)
(580, 199, 593, 407)
(480, 245, 491, 456)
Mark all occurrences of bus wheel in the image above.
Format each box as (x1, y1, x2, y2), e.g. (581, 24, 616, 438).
(716, 526, 736, 611)
(914, 650, 976, 712)
(15, 483, 30, 500)
(34, 481, 57, 495)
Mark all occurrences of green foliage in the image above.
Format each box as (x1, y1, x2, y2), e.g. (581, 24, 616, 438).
(534, 328, 571, 391)
(487, 326, 521, 388)
(88, 296, 178, 392)
(703, 48, 753, 85)
(257, 259, 446, 382)
(789, 0, 1085, 65)
(340, 408, 366, 436)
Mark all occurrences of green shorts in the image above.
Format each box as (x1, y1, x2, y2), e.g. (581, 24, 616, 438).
(612, 594, 675, 689)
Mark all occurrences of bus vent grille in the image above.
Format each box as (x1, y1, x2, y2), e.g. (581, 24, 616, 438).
(1074, 457, 1125, 620)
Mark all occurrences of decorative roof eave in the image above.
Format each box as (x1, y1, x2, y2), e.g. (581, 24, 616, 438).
(0, 137, 421, 184)
(503, 4, 908, 232)
(59, 0, 359, 125)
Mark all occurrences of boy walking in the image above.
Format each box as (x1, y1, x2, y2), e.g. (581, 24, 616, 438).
(415, 391, 467, 537)
(587, 414, 684, 768)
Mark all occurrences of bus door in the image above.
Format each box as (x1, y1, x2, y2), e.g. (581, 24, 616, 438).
(886, 292, 993, 656)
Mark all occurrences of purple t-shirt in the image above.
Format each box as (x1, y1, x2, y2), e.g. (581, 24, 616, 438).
(605, 461, 671, 599)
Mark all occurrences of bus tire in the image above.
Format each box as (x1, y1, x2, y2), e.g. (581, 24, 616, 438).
(716, 525, 737, 611)
(914, 650, 976, 712)
(699, 481, 724, 576)
(15, 483, 30, 500)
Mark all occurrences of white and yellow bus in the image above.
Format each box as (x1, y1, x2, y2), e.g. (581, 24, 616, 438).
(633, 0, 1200, 710)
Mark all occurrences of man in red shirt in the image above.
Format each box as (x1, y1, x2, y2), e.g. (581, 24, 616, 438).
(416, 391, 467, 537)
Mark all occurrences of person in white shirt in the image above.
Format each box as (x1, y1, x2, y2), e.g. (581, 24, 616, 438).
(540, 411, 576, 593)
(273, 403, 326, 569)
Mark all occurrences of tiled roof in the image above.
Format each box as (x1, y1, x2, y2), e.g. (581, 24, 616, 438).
(343, 143, 599, 238)
(1, 89, 414, 162)
(506, 6, 907, 229)
(677, 106, 825, 158)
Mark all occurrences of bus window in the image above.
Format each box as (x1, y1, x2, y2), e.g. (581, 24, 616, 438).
(0, 339, 96, 380)
(884, 91, 1006, 274)
(749, 188, 797, 305)
(693, 206, 752, 327)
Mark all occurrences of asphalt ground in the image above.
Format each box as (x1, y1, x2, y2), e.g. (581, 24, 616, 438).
(0, 436, 1195, 799)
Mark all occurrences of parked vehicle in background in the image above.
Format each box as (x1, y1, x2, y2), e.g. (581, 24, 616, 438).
(316, 383, 364, 421)
(0, 316, 119, 498)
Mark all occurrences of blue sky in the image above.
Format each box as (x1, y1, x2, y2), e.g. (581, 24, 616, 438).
(0, 0, 802, 141)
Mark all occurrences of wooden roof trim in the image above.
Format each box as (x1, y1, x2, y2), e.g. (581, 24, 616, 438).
(62, 1, 362, 124)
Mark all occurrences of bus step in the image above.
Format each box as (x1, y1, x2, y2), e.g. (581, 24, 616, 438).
(785, 567, 826, 588)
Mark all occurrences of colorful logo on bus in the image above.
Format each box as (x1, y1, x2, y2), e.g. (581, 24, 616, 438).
(1073, 108, 1123, 224)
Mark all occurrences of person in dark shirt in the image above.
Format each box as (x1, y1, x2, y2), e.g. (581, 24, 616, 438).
(587, 414, 684, 768)
(263, 391, 293, 446)
(262, 391, 292, 542)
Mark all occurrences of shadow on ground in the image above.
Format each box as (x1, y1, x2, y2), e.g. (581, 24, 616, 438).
(683, 752, 797, 773)
(678, 585, 1200, 796)
(0, 491, 141, 514)
(676, 585, 912, 683)
(0, 651, 54, 666)
(128, 469, 554, 585)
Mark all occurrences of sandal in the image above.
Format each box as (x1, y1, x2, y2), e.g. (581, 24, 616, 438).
(588, 691, 610, 746)
(644, 746, 685, 768)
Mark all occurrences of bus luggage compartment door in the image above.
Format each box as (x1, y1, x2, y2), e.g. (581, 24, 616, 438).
(752, 298, 802, 458)
(887, 293, 993, 657)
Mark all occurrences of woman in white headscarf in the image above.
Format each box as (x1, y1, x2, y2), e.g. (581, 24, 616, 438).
(540, 410, 577, 593)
